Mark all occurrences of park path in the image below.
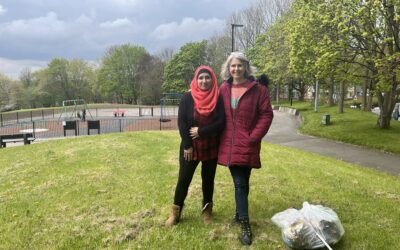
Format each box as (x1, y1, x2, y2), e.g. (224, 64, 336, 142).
(264, 110, 400, 176)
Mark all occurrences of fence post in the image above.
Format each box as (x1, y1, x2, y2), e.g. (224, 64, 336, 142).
(17, 112, 19, 123)
(42, 110, 44, 120)
(151, 107, 154, 117)
(0, 114, 2, 127)
(96, 108, 98, 117)
(119, 119, 122, 132)
(32, 121, 36, 138)
(31, 111, 33, 121)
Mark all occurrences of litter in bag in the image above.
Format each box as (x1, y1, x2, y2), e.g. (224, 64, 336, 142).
(271, 202, 344, 249)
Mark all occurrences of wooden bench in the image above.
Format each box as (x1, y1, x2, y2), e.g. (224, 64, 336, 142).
(0, 133, 35, 148)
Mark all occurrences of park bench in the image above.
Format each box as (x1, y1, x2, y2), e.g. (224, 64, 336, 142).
(0, 133, 35, 148)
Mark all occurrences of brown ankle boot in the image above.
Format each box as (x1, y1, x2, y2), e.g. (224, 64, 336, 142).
(165, 205, 181, 227)
(202, 202, 213, 225)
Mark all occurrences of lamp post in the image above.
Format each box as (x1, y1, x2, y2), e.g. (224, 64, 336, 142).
(231, 24, 243, 52)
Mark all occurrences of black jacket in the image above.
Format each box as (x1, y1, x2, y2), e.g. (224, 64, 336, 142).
(178, 92, 225, 150)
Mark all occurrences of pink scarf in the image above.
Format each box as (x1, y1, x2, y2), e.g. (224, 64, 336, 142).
(190, 65, 219, 116)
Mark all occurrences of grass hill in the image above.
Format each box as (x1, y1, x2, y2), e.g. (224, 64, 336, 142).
(0, 131, 399, 249)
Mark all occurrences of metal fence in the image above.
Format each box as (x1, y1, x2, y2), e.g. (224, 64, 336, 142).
(0, 106, 179, 127)
(0, 106, 179, 140)
(0, 118, 178, 140)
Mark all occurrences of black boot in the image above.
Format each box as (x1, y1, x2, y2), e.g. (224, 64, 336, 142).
(239, 218, 252, 246)
(231, 212, 239, 226)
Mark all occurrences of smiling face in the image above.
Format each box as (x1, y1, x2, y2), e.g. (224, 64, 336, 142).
(229, 58, 246, 83)
(197, 72, 213, 91)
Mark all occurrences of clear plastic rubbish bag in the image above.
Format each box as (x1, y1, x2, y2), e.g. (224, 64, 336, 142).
(271, 202, 345, 249)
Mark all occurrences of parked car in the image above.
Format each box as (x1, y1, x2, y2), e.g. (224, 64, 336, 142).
(371, 106, 380, 115)
(392, 103, 400, 120)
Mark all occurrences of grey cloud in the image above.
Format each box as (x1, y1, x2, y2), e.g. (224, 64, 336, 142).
(0, 57, 47, 79)
(0, 0, 256, 79)
(0, 5, 7, 15)
(99, 18, 134, 29)
(151, 17, 225, 41)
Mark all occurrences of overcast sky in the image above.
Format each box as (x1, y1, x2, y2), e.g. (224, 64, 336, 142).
(0, 0, 255, 79)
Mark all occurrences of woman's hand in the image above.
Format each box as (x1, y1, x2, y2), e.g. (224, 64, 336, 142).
(184, 147, 193, 161)
(190, 127, 199, 139)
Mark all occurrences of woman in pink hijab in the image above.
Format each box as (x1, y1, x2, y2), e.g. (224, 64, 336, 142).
(166, 66, 225, 226)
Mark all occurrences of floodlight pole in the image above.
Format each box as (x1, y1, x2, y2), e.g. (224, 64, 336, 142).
(231, 24, 244, 52)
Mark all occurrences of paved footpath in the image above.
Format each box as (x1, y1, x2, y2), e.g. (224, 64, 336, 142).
(264, 110, 400, 176)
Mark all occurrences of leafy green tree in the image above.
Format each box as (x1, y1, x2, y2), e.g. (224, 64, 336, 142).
(284, 1, 327, 110)
(47, 58, 70, 102)
(35, 58, 96, 106)
(0, 73, 15, 108)
(163, 41, 208, 93)
(97, 44, 148, 104)
(31, 68, 55, 107)
(323, 0, 400, 127)
(280, 0, 399, 127)
(68, 59, 96, 101)
(16, 68, 39, 108)
(248, 13, 307, 103)
(135, 53, 164, 105)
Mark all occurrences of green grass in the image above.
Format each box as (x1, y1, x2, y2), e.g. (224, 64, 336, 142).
(277, 101, 400, 154)
(1, 131, 399, 249)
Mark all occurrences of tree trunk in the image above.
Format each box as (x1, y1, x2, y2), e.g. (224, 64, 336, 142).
(276, 83, 280, 104)
(338, 81, 345, 113)
(376, 92, 391, 128)
(328, 78, 335, 106)
(376, 86, 397, 128)
(376, 0, 399, 128)
(314, 81, 319, 112)
(362, 77, 368, 111)
(377, 113, 391, 128)
(367, 81, 373, 111)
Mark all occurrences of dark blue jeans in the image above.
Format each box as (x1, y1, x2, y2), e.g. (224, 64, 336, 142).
(229, 166, 252, 219)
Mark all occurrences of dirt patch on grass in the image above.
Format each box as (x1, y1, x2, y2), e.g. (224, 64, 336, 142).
(375, 191, 400, 201)
(82, 206, 157, 246)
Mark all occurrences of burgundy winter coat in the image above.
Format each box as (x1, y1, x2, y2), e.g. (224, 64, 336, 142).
(218, 78, 274, 168)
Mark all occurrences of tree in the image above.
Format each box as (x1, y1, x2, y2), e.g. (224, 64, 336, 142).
(0, 73, 15, 108)
(46, 58, 71, 101)
(19, 67, 33, 88)
(17, 67, 40, 108)
(139, 55, 164, 105)
(206, 34, 232, 84)
(287, 1, 327, 109)
(329, 0, 400, 127)
(155, 47, 175, 62)
(36, 58, 96, 106)
(227, 0, 292, 52)
(97, 44, 148, 104)
(163, 41, 208, 93)
(248, 12, 306, 103)
(30, 68, 54, 107)
(68, 59, 96, 101)
(287, 0, 366, 113)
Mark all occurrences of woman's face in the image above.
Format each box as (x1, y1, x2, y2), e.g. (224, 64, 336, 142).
(197, 72, 213, 91)
(229, 58, 245, 81)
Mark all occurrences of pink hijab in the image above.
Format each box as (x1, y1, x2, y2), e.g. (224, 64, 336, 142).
(190, 65, 219, 116)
